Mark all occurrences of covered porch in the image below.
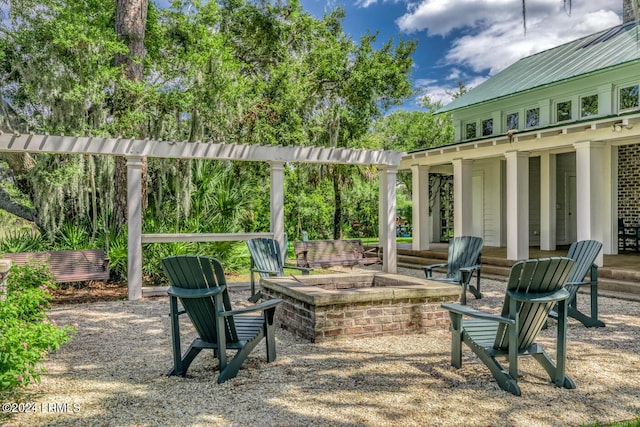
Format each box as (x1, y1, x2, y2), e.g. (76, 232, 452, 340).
(395, 242, 640, 297)
(402, 112, 640, 267)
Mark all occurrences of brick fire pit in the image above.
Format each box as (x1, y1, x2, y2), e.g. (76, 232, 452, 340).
(260, 272, 461, 342)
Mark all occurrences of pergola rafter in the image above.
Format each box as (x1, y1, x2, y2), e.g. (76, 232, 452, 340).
(0, 132, 401, 299)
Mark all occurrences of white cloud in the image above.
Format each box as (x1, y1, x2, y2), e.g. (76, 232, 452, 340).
(443, 6, 620, 75)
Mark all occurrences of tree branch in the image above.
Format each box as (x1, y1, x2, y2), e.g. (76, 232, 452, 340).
(0, 185, 40, 227)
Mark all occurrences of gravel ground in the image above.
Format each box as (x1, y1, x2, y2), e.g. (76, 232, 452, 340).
(2, 267, 640, 427)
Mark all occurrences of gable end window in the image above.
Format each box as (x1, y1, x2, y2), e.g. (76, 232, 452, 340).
(557, 101, 572, 122)
(506, 113, 519, 130)
(619, 85, 639, 111)
(526, 108, 539, 128)
(465, 122, 477, 140)
(581, 95, 598, 117)
(482, 118, 493, 136)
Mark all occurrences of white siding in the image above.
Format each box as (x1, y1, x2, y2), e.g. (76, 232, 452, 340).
(473, 159, 503, 246)
(556, 153, 576, 245)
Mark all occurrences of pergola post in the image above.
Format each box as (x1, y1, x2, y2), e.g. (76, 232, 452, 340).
(127, 156, 144, 300)
(411, 164, 430, 250)
(270, 161, 286, 253)
(379, 166, 398, 273)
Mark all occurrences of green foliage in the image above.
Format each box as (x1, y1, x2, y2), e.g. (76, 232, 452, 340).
(0, 0, 425, 264)
(106, 228, 128, 280)
(0, 230, 46, 253)
(0, 263, 74, 391)
(54, 222, 90, 250)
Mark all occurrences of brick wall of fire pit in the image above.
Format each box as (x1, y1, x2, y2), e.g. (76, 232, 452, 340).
(261, 273, 460, 343)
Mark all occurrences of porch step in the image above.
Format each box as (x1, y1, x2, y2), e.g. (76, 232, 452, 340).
(398, 250, 640, 298)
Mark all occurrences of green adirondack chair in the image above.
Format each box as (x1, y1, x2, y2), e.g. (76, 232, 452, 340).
(247, 237, 312, 301)
(162, 255, 283, 384)
(424, 236, 483, 305)
(442, 257, 576, 396)
(549, 240, 604, 328)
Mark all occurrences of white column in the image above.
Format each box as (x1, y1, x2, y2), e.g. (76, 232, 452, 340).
(452, 158, 473, 236)
(270, 161, 286, 253)
(602, 145, 615, 255)
(540, 152, 557, 250)
(379, 166, 398, 273)
(411, 164, 430, 250)
(127, 156, 143, 301)
(574, 141, 605, 265)
(505, 151, 529, 260)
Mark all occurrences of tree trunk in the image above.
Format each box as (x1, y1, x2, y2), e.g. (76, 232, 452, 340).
(113, 0, 149, 228)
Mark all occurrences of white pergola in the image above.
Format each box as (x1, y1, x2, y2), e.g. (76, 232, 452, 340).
(0, 132, 402, 299)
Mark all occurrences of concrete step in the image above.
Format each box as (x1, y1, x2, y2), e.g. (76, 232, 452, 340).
(398, 254, 640, 298)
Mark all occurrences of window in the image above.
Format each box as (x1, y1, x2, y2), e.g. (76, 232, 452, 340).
(506, 112, 519, 130)
(526, 108, 539, 128)
(465, 122, 476, 139)
(557, 101, 572, 122)
(619, 85, 639, 110)
(581, 95, 598, 117)
(482, 118, 493, 136)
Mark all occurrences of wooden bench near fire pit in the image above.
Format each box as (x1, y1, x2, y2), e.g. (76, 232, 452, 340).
(4, 249, 110, 283)
(293, 239, 382, 269)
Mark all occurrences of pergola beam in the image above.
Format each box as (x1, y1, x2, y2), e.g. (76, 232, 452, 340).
(0, 133, 402, 166)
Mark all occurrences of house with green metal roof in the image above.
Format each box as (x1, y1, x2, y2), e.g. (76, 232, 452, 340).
(401, 9, 640, 263)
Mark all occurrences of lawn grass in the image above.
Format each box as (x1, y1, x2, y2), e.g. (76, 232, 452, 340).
(585, 419, 640, 427)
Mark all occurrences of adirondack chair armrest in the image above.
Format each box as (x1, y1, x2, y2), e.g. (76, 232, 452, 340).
(424, 263, 448, 277)
(167, 285, 226, 299)
(251, 268, 280, 276)
(459, 264, 481, 274)
(508, 288, 570, 304)
(283, 265, 312, 275)
(220, 298, 284, 317)
(459, 264, 482, 283)
(441, 303, 515, 325)
(566, 263, 599, 288)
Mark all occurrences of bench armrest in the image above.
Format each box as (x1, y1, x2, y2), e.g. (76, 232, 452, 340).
(442, 303, 515, 325)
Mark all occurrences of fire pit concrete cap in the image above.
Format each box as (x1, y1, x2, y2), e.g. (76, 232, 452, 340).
(261, 272, 461, 306)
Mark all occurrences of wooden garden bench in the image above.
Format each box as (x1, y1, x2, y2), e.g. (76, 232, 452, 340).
(3, 249, 110, 283)
(293, 239, 382, 268)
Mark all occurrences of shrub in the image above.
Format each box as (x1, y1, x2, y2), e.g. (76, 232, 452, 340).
(0, 263, 75, 391)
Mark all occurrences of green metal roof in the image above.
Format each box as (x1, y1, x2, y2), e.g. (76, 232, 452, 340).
(439, 22, 640, 113)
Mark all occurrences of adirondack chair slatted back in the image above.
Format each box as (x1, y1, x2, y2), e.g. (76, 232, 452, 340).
(566, 240, 602, 284)
(162, 256, 238, 343)
(494, 257, 575, 351)
(446, 236, 483, 279)
(247, 238, 284, 278)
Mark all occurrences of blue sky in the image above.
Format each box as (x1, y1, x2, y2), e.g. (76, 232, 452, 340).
(299, 0, 625, 110)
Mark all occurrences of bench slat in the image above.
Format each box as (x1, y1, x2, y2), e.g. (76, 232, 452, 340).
(4, 249, 110, 283)
(294, 239, 381, 268)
